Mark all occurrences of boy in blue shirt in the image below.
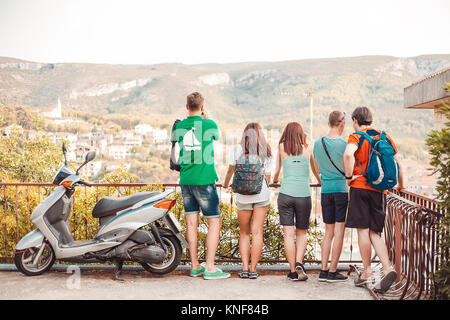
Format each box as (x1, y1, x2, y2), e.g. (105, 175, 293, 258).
(312, 111, 349, 283)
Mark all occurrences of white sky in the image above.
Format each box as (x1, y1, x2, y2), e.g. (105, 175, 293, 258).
(0, 0, 449, 65)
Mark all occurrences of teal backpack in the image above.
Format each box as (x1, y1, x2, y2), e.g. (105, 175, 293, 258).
(354, 130, 399, 191)
(231, 155, 265, 195)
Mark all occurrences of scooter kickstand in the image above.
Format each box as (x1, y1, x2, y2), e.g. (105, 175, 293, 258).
(113, 260, 125, 282)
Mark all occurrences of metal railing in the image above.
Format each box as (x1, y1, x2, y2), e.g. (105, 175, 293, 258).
(0, 182, 357, 264)
(0, 182, 444, 300)
(371, 189, 445, 300)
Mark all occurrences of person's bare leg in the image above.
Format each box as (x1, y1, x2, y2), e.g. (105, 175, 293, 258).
(282, 226, 296, 272)
(295, 229, 308, 264)
(329, 222, 346, 272)
(321, 223, 335, 271)
(357, 228, 373, 279)
(205, 217, 221, 272)
(249, 206, 268, 273)
(185, 213, 201, 269)
(238, 210, 252, 271)
(369, 230, 392, 273)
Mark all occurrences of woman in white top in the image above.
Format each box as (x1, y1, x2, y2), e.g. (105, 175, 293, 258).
(223, 123, 272, 279)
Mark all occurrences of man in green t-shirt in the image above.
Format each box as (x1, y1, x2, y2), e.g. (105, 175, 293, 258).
(172, 92, 230, 280)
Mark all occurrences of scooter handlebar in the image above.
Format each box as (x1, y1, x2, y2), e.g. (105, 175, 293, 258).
(77, 180, 93, 187)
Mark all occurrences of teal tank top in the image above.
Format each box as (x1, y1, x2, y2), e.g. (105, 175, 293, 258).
(280, 154, 311, 197)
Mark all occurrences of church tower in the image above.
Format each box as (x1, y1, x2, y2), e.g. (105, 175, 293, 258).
(56, 97, 62, 118)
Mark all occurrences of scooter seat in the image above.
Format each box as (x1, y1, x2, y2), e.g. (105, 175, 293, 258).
(92, 191, 160, 218)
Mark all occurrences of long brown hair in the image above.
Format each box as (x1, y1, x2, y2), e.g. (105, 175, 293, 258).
(240, 122, 272, 160)
(279, 122, 308, 156)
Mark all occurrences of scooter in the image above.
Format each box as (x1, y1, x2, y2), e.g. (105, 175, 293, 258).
(14, 142, 188, 280)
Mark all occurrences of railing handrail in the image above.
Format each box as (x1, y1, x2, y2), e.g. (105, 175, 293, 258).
(391, 188, 440, 206)
(0, 182, 321, 187)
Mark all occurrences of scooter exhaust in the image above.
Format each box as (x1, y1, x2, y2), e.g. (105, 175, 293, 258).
(96, 240, 166, 264)
(129, 246, 166, 264)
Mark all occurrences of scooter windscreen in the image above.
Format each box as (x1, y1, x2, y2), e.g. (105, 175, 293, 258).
(52, 165, 76, 185)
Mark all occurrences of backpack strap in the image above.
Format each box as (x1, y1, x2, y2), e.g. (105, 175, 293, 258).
(353, 131, 374, 147)
(353, 129, 391, 178)
(352, 131, 374, 178)
(170, 119, 181, 171)
(170, 119, 181, 144)
(321, 137, 345, 176)
(355, 158, 367, 177)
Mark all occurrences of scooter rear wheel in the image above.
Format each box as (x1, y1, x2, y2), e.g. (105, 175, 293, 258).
(14, 241, 56, 276)
(140, 234, 182, 275)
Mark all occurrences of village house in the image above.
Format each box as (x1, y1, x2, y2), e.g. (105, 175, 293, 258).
(134, 123, 153, 135)
(108, 144, 128, 160)
(79, 160, 102, 178)
(75, 144, 92, 162)
(124, 137, 143, 148)
(114, 131, 134, 141)
(49, 131, 78, 145)
(147, 128, 168, 144)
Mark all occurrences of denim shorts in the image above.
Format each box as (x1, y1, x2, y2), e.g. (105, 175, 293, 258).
(321, 192, 349, 224)
(180, 184, 221, 218)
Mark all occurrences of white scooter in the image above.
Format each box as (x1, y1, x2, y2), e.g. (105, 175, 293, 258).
(14, 143, 188, 280)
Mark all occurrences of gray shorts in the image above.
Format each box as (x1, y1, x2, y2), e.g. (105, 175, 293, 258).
(236, 199, 270, 211)
(277, 193, 311, 229)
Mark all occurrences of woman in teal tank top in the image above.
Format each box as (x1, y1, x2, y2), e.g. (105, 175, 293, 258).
(273, 122, 321, 281)
(279, 153, 311, 197)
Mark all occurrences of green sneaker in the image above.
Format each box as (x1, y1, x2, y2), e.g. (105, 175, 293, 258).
(190, 265, 205, 277)
(203, 268, 231, 280)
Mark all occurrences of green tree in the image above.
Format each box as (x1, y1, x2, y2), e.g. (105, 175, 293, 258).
(0, 131, 62, 182)
(0, 105, 45, 130)
(425, 81, 450, 300)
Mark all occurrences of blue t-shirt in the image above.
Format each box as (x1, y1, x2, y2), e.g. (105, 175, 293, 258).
(313, 137, 348, 194)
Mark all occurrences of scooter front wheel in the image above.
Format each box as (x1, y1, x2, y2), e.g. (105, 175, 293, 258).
(14, 241, 55, 276)
(140, 234, 182, 275)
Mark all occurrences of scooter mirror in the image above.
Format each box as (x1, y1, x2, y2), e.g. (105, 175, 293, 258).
(76, 151, 96, 175)
(62, 142, 68, 165)
(85, 150, 96, 162)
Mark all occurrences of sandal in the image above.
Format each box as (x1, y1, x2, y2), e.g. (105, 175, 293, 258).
(248, 272, 259, 279)
(238, 270, 249, 278)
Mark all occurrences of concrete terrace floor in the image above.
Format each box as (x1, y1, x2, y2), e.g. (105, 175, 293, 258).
(0, 264, 373, 300)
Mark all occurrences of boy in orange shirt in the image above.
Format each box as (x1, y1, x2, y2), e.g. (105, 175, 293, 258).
(343, 106, 405, 293)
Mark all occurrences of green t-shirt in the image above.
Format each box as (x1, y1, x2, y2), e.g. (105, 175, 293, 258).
(172, 115, 220, 185)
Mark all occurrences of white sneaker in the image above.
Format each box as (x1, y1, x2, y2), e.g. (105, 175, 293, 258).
(374, 270, 397, 293)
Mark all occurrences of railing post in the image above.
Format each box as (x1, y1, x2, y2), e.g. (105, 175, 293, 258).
(394, 207, 402, 283)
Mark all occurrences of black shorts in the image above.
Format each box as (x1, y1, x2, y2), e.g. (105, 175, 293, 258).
(345, 187, 387, 233)
(277, 193, 311, 229)
(321, 192, 348, 224)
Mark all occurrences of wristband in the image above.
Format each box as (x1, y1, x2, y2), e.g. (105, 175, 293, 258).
(345, 175, 353, 180)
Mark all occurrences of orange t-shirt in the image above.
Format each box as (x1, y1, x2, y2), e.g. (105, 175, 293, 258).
(347, 128, 398, 194)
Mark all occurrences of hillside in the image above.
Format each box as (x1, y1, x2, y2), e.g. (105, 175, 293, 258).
(1, 54, 449, 146)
